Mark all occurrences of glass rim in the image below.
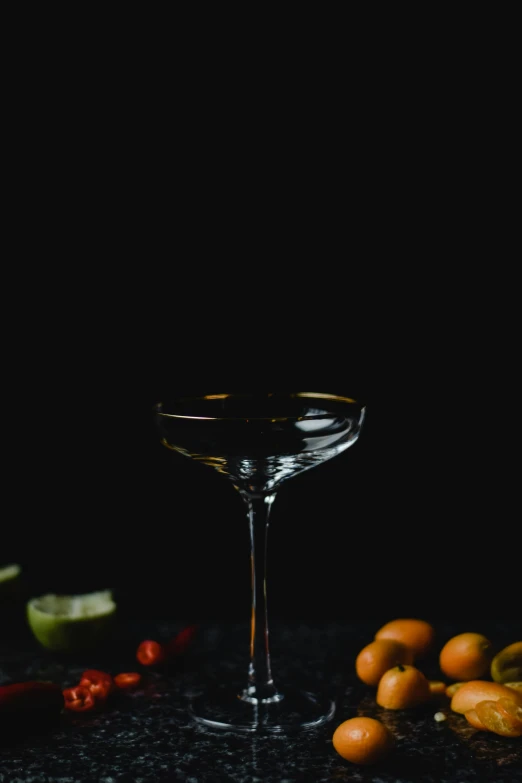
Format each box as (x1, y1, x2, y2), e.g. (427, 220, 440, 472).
(153, 392, 365, 421)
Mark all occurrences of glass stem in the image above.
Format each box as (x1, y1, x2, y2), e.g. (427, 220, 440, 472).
(240, 492, 281, 704)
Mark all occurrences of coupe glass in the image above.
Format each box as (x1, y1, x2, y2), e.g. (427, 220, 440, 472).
(153, 392, 366, 733)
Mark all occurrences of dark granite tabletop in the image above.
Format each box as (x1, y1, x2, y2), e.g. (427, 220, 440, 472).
(1, 618, 521, 783)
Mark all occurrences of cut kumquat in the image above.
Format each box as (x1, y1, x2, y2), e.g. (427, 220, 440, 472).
(496, 697, 522, 730)
(475, 698, 522, 737)
(464, 708, 487, 730)
(491, 642, 522, 684)
(451, 680, 522, 714)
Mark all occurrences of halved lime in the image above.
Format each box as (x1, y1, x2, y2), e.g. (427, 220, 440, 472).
(0, 564, 21, 584)
(0, 564, 22, 600)
(27, 590, 116, 652)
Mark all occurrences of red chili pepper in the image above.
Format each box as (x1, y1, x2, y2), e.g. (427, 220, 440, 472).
(79, 669, 114, 702)
(136, 639, 166, 667)
(63, 685, 96, 712)
(114, 672, 142, 690)
(0, 681, 63, 714)
(166, 625, 198, 658)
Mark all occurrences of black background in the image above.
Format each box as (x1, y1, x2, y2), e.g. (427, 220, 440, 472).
(4, 384, 519, 632)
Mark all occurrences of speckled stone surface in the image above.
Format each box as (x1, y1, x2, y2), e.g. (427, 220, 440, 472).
(1, 621, 521, 782)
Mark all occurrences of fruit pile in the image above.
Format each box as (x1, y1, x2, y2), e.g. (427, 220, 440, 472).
(332, 618, 522, 766)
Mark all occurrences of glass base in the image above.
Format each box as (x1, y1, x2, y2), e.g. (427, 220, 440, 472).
(187, 685, 336, 734)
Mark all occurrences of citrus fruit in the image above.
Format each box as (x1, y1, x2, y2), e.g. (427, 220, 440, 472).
(439, 632, 493, 681)
(376, 664, 431, 710)
(475, 698, 522, 737)
(446, 682, 465, 698)
(0, 563, 21, 585)
(429, 680, 447, 698)
(0, 564, 22, 600)
(332, 717, 394, 765)
(450, 680, 522, 714)
(464, 709, 486, 730)
(375, 619, 435, 659)
(491, 642, 522, 684)
(27, 590, 116, 652)
(356, 639, 414, 686)
(505, 682, 522, 694)
(496, 697, 522, 731)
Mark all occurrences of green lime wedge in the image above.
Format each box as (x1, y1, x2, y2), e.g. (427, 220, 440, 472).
(27, 590, 116, 652)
